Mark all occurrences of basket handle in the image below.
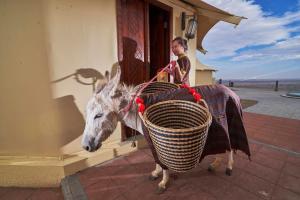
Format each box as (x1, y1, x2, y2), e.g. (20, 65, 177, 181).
(138, 111, 145, 124)
(198, 99, 209, 110)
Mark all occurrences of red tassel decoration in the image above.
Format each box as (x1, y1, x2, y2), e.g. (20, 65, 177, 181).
(135, 97, 144, 104)
(180, 84, 202, 102)
(180, 84, 189, 89)
(189, 88, 196, 94)
(138, 103, 145, 113)
(193, 93, 201, 102)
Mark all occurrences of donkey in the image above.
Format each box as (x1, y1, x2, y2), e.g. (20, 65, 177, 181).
(81, 66, 236, 192)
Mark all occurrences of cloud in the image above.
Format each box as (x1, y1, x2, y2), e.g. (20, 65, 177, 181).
(197, 0, 300, 79)
(200, 0, 300, 61)
(232, 36, 300, 61)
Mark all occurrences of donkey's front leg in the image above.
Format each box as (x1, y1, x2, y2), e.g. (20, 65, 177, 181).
(149, 163, 162, 180)
(157, 169, 169, 193)
(225, 150, 234, 176)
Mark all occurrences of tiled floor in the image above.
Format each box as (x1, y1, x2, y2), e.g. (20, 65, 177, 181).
(77, 112, 300, 200)
(1, 112, 299, 200)
(78, 145, 300, 200)
(244, 112, 300, 152)
(0, 187, 63, 200)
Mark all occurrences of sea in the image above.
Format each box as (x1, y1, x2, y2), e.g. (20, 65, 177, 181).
(219, 79, 300, 92)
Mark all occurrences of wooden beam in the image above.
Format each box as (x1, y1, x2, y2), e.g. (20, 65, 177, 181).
(196, 7, 246, 26)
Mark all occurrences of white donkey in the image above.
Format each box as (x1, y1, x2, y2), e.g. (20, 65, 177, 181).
(81, 66, 234, 192)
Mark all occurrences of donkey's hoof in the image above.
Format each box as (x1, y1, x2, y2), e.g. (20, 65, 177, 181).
(208, 165, 216, 172)
(225, 168, 232, 176)
(148, 175, 159, 181)
(156, 186, 167, 194)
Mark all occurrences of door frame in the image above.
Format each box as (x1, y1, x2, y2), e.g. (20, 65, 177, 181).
(116, 0, 173, 141)
(146, 0, 173, 65)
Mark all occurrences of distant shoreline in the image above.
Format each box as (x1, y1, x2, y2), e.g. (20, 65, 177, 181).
(218, 79, 300, 92)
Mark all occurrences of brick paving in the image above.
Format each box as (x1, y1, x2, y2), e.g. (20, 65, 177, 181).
(1, 112, 299, 200)
(0, 187, 63, 200)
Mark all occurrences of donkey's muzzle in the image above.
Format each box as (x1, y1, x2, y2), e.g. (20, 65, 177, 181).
(82, 139, 102, 152)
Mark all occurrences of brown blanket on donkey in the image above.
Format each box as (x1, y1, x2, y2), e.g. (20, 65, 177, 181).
(141, 84, 251, 170)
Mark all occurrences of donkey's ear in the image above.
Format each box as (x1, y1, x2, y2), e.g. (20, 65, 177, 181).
(109, 65, 121, 97)
(95, 79, 107, 94)
(111, 65, 121, 87)
(101, 65, 121, 97)
(105, 70, 110, 81)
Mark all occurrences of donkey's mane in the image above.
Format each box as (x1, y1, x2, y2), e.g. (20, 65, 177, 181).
(98, 83, 137, 142)
(117, 83, 137, 111)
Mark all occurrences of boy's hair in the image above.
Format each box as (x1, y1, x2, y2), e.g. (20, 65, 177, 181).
(172, 37, 188, 52)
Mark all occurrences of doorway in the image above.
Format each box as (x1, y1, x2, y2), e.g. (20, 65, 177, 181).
(117, 0, 172, 140)
(149, 3, 172, 79)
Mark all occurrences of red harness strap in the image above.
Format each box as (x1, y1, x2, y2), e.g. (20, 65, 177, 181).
(120, 62, 174, 115)
(136, 83, 203, 114)
(120, 62, 202, 116)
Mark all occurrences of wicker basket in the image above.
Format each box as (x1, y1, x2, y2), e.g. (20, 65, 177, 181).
(141, 99, 212, 172)
(135, 82, 179, 95)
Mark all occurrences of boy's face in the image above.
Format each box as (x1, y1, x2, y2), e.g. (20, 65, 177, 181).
(172, 41, 185, 56)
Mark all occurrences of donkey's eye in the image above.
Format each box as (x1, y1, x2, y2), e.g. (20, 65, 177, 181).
(94, 113, 103, 119)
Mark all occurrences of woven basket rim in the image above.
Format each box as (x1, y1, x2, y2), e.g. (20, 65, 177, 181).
(137, 81, 179, 87)
(135, 82, 180, 93)
(143, 100, 212, 133)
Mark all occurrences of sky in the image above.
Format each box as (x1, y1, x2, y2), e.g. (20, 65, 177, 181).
(198, 0, 300, 80)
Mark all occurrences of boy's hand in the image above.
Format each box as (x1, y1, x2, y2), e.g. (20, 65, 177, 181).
(164, 68, 172, 73)
(170, 60, 176, 67)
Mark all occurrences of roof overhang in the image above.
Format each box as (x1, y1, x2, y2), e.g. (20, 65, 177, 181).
(196, 60, 217, 71)
(180, 0, 246, 54)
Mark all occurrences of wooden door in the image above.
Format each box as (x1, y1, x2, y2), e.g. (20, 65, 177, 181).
(117, 0, 149, 140)
(117, 0, 172, 140)
(117, 0, 149, 85)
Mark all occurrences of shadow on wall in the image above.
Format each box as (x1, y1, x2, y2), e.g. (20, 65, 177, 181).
(53, 95, 85, 146)
(51, 68, 105, 147)
(118, 37, 149, 140)
(50, 65, 124, 148)
(119, 37, 147, 85)
(51, 68, 104, 92)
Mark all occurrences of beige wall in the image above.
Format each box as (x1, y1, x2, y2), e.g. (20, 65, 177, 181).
(0, 0, 119, 157)
(195, 70, 214, 85)
(44, 0, 118, 111)
(0, 0, 61, 156)
(0, 0, 200, 186)
(47, 0, 198, 154)
(44, 0, 120, 154)
(0, 0, 197, 156)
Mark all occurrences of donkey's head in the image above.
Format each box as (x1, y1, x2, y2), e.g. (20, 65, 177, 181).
(81, 66, 122, 152)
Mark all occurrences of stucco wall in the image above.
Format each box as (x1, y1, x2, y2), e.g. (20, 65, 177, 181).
(0, 0, 61, 156)
(47, 0, 198, 154)
(0, 0, 198, 165)
(0, 0, 120, 157)
(195, 70, 214, 85)
(44, 0, 120, 154)
(44, 0, 118, 111)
